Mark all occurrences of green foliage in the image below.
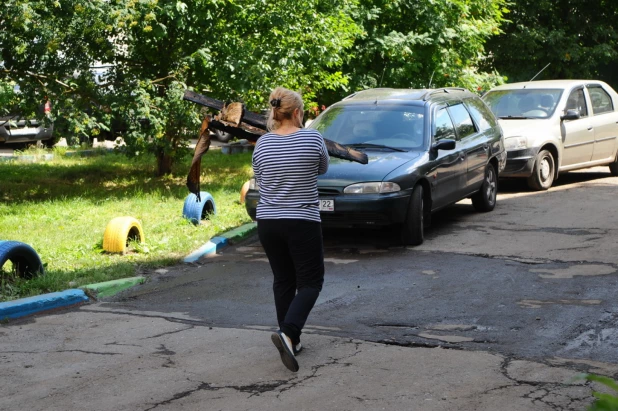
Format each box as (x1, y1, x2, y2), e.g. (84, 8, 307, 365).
(586, 374, 618, 411)
(485, 0, 618, 88)
(1, 0, 361, 174)
(339, 0, 508, 97)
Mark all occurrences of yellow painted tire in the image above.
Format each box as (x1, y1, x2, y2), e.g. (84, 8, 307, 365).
(103, 217, 145, 253)
(240, 181, 250, 204)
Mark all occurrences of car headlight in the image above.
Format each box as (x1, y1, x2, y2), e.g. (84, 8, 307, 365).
(343, 182, 401, 194)
(249, 178, 260, 191)
(504, 136, 528, 151)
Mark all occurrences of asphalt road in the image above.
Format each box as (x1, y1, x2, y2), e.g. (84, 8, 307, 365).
(110, 166, 618, 371)
(3, 166, 617, 411)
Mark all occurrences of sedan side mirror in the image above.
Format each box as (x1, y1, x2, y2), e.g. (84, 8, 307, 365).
(561, 109, 581, 121)
(432, 139, 456, 151)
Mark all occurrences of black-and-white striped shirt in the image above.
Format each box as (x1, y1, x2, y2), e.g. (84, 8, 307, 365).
(252, 128, 329, 222)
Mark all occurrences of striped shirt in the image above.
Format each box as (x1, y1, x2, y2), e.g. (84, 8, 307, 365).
(252, 128, 329, 222)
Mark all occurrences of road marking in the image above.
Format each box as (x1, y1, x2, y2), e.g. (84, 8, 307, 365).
(530, 264, 616, 279)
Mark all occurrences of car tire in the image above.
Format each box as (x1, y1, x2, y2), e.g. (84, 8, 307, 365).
(527, 149, 555, 191)
(102, 217, 145, 254)
(401, 184, 424, 246)
(0, 240, 44, 279)
(214, 129, 233, 143)
(472, 164, 498, 212)
(609, 155, 618, 176)
(182, 192, 216, 225)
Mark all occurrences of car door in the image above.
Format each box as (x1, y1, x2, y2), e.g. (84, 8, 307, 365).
(586, 84, 618, 161)
(449, 101, 487, 193)
(561, 87, 595, 167)
(427, 106, 467, 209)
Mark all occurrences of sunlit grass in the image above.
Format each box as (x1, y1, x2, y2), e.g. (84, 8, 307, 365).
(0, 147, 254, 301)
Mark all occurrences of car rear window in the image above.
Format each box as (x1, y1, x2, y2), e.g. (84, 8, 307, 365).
(309, 105, 426, 150)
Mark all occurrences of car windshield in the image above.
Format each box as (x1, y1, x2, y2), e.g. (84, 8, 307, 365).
(308, 105, 426, 151)
(483, 89, 564, 119)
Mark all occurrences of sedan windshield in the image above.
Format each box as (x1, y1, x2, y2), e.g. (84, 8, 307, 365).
(308, 105, 426, 150)
(483, 89, 564, 119)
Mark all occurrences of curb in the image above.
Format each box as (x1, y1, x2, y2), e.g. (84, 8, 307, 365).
(0, 289, 89, 320)
(80, 277, 145, 299)
(184, 222, 257, 263)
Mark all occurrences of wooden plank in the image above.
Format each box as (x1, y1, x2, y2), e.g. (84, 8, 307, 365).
(184, 89, 368, 165)
(183, 90, 267, 129)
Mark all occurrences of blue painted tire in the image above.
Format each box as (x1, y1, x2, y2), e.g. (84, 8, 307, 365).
(0, 240, 44, 279)
(183, 192, 216, 225)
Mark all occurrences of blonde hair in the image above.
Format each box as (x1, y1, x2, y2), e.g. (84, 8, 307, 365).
(266, 87, 304, 131)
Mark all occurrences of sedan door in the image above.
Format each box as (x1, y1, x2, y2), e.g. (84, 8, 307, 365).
(448, 102, 487, 193)
(427, 107, 467, 209)
(586, 84, 618, 161)
(561, 87, 595, 167)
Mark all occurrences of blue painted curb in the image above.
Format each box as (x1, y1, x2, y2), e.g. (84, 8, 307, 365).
(183, 236, 230, 263)
(0, 289, 89, 320)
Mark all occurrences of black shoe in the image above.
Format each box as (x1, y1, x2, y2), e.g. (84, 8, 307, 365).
(271, 331, 299, 372)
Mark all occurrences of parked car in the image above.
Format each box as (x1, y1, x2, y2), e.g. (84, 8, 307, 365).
(482, 80, 618, 190)
(245, 87, 506, 245)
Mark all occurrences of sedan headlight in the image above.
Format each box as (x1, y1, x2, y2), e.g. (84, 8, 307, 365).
(249, 178, 259, 191)
(343, 182, 401, 194)
(504, 136, 528, 151)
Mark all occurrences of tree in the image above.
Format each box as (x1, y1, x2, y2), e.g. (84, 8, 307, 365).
(0, 0, 361, 175)
(334, 0, 508, 99)
(484, 0, 618, 88)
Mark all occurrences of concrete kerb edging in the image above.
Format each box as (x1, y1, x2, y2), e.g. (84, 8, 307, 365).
(183, 222, 257, 263)
(80, 277, 146, 299)
(0, 289, 89, 321)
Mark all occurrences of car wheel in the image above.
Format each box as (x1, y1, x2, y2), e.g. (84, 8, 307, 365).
(527, 149, 555, 191)
(472, 164, 497, 212)
(609, 155, 618, 176)
(0, 240, 44, 279)
(214, 129, 233, 143)
(401, 184, 424, 246)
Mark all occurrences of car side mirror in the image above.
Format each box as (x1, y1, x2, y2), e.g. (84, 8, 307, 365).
(561, 109, 581, 121)
(432, 139, 456, 151)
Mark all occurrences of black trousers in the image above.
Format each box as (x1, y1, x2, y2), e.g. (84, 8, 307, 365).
(258, 219, 325, 344)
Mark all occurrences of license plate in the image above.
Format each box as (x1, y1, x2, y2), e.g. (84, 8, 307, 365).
(319, 198, 335, 212)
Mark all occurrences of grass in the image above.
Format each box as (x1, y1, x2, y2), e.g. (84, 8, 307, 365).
(0, 145, 254, 301)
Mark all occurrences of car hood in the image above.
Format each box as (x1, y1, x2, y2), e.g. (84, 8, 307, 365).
(318, 150, 422, 187)
(498, 118, 558, 139)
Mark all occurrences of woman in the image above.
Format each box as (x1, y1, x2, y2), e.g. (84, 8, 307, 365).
(252, 87, 329, 372)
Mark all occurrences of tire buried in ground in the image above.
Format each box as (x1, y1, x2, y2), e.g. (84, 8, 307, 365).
(182, 192, 216, 225)
(103, 217, 145, 254)
(0, 240, 44, 279)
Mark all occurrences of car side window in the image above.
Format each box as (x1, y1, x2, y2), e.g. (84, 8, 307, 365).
(433, 108, 457, 141)
(463, 97, 496, 131)
(587, 85, 614, 115)
(447, 103, 477, 139)
(565, 88, 588, 117)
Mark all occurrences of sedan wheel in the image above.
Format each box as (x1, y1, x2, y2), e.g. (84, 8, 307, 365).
(527, 149, 555, 191)
(472, 164, 497, 212)
(401, 184, 424, 246)
(609, 155, 618, 176)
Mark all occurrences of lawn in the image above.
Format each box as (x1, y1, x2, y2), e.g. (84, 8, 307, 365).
(0, 146, 254, 301)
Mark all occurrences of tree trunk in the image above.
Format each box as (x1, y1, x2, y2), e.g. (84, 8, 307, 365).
(156, 150, 173, 176)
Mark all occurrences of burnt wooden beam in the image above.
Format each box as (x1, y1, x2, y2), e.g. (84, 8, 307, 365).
(183, 90, 267, 129)
(184, 89, 368, 165)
